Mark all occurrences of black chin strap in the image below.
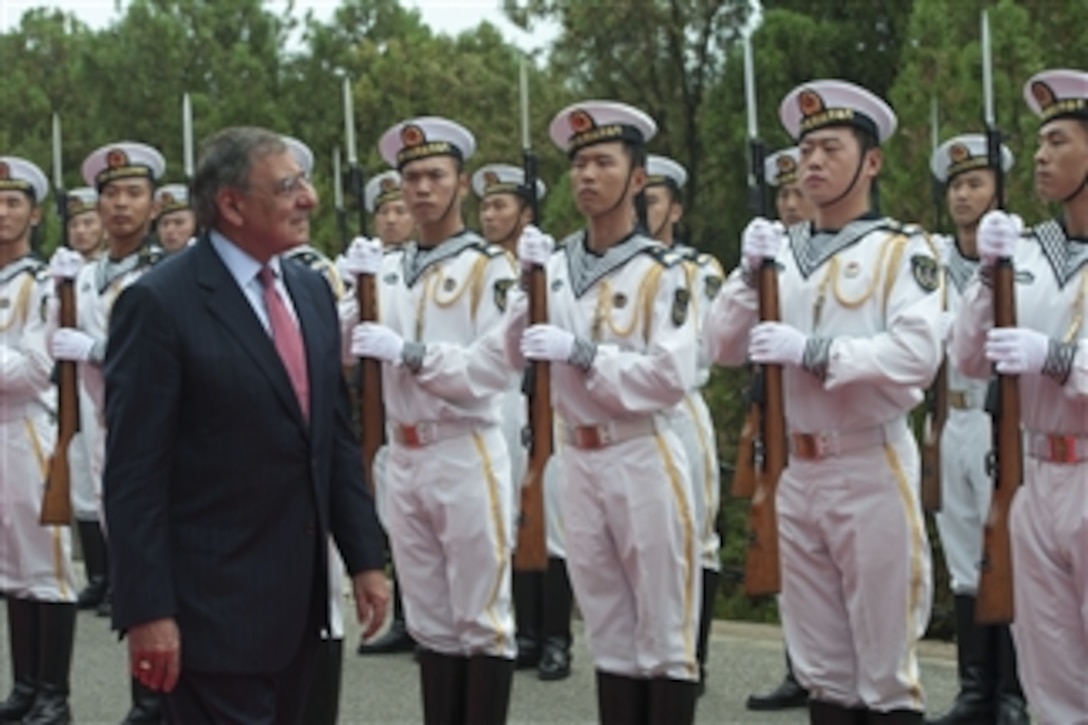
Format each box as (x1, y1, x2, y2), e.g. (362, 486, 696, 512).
(604, 165, 636, 220)
(495, 217, 520, 249)
(1061, 169, 1088, 204)
(822, 151, 867, 211)
(651, 201, 674, 241)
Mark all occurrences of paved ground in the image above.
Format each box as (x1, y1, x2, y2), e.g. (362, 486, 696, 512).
(0, 599, 973, 724)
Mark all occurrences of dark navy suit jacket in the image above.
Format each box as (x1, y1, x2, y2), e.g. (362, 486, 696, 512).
(104, 233, 383, 673)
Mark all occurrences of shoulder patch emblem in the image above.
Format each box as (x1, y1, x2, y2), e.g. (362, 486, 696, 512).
(910, 254, 939, 293)
(672, 287, 691, 327)
(383, 272, 399, 285)
(704, 275, 723, 300)
(551, 278, 564, 292)
(494, 278, 516, 312)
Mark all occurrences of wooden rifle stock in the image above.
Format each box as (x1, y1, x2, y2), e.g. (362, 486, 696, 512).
(40, 280, 77, 526)
(743, 259, 787, 596)
(920, 360, 948, 513)
(976, 260, 1022, 624)
(731, 394, 760, 499)
(514, 265, 551, 572)
(357, 273, 385, 495)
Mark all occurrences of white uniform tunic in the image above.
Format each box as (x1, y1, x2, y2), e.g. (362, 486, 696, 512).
(505, 231, 701, 681)
(72, 242, 163, 523)
(671, 245, 724, 571)
(932, 236, 992, 596)
(706, 217, 941, 712)
(0, 256, 76, 602)
(950, 220, 1088, 724)
(375, 231, 518, 658)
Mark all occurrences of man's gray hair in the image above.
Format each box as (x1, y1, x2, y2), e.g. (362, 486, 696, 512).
(192, 127, 287, 229)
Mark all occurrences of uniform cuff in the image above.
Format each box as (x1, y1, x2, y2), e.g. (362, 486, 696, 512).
(802, 337, 832, 381)
(1042, 339, 1076, 386)
(90, 338, 107, 365)
(568, 337, 597, 372)
(402, 342, 426, 374)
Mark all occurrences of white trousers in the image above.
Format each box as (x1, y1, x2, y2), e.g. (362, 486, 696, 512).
(1010, 458, 1088, 724)
(386, 425, 515, 658)
(778, 434, 932, 712)
(562, 428, 700, 681)
(0, 413, 77, 602)
(670, 392, 721, 570)
(935, 409, 992, 594)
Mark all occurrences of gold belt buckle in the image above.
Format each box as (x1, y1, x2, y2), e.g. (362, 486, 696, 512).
(792, 433, 819, 460)
(573, 426, 605, 449)
(1047, 435, 1077, 464)
(948, 391, 968, 409)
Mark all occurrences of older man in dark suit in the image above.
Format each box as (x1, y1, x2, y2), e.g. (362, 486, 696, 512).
(103, 126, 388, 723)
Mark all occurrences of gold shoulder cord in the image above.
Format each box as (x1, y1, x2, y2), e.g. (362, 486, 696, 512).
(812, 233, 906, 330)
(1064, 268, 1087, 343)
(590, 261, 665, 344)
(0, 274, 35, 332)
(414, 254, 489, 339)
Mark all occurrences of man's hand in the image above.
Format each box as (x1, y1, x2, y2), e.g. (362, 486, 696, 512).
(985, 327, 1049, 375)
(977, 211, 1023, 267)
(521, 324, 575, 363)
(741, 217, 783, 272)
(343, 237, 384, 277)
(48, 247, 84, 281)
(51, 328, 96, 362)
(352, 570, 391, 641)
(128, 617, 181, 693)
(351, 323, 404, 363)
(749, 321, 806, 367)
(517, 225, 555, 271)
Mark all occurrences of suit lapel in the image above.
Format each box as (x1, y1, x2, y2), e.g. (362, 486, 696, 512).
(194, 236, 307, 430)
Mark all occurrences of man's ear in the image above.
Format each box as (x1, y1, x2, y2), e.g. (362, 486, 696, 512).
(669, 201, 684, 226)
(215, 188, 245, 227)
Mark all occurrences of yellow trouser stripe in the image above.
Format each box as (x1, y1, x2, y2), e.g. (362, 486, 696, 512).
(25, 419, 70, 600)
(472, 432, 509, 650)
(653, 433, 697, 674)
(884, 444, 925, 706)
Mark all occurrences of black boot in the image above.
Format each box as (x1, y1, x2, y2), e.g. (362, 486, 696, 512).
(925, 595, 993, 724)
(867, 710, 924, 724)
(809, 699, 867, 725)
(993, 626, 1029, 725)
(0, 598, 39, 722)
(357, 581, 415, 655)
(647, 677, 698, 725)
(75, 520, 109, 610)
(747, 649, 809, 710)
(596, 671, 648, 725)
(300, 638, 342, 725)
(417, 649, 467, 725)
(121, 676, 162, 724)
(95, 586, 112, 618)
(537, 557, 573, 681)
(464, 655, 514, 725)
(22, 602, 76, 725)
(512, 570, 542, 669)
(695, 568, 719, 696)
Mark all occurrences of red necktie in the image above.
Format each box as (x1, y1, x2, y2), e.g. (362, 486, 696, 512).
(258, 266, 310, 420)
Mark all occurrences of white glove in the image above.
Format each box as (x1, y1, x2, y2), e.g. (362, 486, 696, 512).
(51, 328, 96, 362)
(985, 327, 1049, 375)
(748, 321, 806, 367)
(977, 211, 1023, 267)
(343, 237, 384, 276)
(517, 225, 555, 271)
(350, 323, 404, 364)
(49, 247, 84, 281)
(741, 217, 783, 272)
(521, 324, 575, 363)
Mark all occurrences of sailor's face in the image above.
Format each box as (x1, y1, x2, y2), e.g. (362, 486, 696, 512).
(1034, 119, 1088, 203)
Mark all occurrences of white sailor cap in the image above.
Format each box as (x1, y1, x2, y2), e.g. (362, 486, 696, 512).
(66, 187, 98, 216)
(379, 117, 476, 170)
(549, 100, 657, 157)
(929, 134, 1014, 184)
(81, 141, 165, 190)
(282, 135, 315, 176)
(779, 79, 897, 144)
(365, 170, 404, 214)
(645, 155, 687, 191)
(1024, 69, 1088, 125)
(0, 156, 49, 203)
(155, 184, 191, 214)
(471, 163, 547, 201)
(765, 147, 801, 187)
